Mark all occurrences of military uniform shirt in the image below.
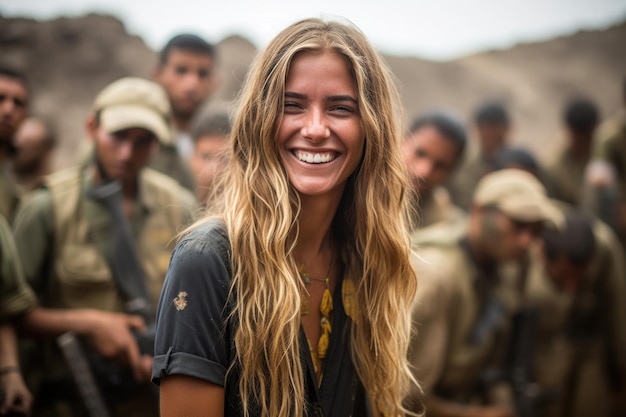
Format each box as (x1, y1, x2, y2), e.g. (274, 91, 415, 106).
(545, 146, 587, 205)
(408, 222, 520, 403)
(12, 167, 196, 309)
(0, 213, 36, 320)
(524, 213, 626, 417)
(0, 165, 20, 222)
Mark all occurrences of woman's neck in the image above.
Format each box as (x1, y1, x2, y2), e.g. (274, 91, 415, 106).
(294, 192, 341, 262)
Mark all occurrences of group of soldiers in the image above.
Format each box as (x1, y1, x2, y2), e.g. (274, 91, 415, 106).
(0, 34, 230, 416)
(403, 87, 626, 417)
(0, 27, 624, 417)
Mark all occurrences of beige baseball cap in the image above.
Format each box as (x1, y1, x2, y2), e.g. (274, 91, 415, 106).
(473, 169, 564, 228)
(93, 77, 172, 144)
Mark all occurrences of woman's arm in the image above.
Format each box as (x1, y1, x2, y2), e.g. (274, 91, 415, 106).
(160, 375, 224, 417)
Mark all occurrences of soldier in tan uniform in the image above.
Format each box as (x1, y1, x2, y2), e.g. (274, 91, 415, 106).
(545, 98, 599, 205)
(407, 169, 563, 417)
(403, 111, 467, 229)
(0, 68, 29, 221)
(446, 101, 512, 211)
(150, 34, 219, 192)
(525, 209, 626, 417)
(12, 77, 196, 417)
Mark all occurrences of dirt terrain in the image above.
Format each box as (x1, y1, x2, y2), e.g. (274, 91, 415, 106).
(1, 13, 624, 168)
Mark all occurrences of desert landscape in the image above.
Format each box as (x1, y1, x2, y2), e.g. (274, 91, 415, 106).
(0, 13, 624, 168)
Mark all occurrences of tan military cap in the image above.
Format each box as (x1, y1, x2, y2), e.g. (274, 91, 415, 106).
(93, 77, 172, 144)
(473, 169, 564, 228)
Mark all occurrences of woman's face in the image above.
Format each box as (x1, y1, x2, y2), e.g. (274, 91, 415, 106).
(277, 50, 364, 199)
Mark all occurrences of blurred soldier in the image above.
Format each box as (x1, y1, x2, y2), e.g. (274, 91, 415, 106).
(403, 111, 467, 229)
(488, 147, 553, 192)
(407, 169, 563, 417)
(546, 98, 599, 205)
(12, 117, 56, 193)
(525, 209, 626, 417)
(0, 213, 37, 416)
(189, 110, 230, 206)
(12, 77, 196, 417)
(0, 68, 29, 221)
(0, 69, 34, 415)
(585, 76, 626, 244)
(151, 34, 219, 191)
(447, 101, 512, 211)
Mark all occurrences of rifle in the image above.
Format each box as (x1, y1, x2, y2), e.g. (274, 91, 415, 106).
(504, 306, 556, 417)
(56, 333, 111, 417)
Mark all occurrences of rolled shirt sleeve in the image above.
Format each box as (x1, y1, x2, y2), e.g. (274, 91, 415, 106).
(152, 220, 234, 387)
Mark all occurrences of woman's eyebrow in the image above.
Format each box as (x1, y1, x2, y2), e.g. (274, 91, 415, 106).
(327, 95, 358, 104)
(285, 91, 307, 99)
(285, 91, 358, 104)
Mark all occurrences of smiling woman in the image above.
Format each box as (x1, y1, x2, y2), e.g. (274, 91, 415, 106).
(152, 17, 419, 417)
(278, 50, 364, 198)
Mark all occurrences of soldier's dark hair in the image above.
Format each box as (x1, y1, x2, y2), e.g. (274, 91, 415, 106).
(159, 34, 216, 66)
(0, 67, 29, 92)
(191, 110, 232, 142)
(474, 101, 509, 126)
(408, 111, 467, 159)
(564, 97, 599, 134)
(542, 211, 596, 265)
(490, 147, 539, 174)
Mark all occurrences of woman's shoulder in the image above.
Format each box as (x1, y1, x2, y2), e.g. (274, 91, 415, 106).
(180, 219, 229, 250)
(174, 219, 231, 268)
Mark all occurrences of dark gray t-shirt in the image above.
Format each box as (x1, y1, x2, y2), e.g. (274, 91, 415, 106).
(152, 220, 371, 417)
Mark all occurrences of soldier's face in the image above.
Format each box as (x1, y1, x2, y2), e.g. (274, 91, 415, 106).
(191, 134, 229, 203)
(545, 256, 586, 293)
(477, 122, 509, 158)
(403, 125, 460, 194)
(154, 49, 216, 121)
(92, 125, 158, 183)
(0, 76, 28, 145)
(480, 209, 542, 261)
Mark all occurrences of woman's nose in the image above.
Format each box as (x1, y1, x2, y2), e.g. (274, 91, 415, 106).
(301, 108, 330, 141)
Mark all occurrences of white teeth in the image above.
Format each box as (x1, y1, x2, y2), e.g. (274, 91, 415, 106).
(296, 151, 336, 164)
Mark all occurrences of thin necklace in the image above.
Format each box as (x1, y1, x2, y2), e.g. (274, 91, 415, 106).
(298, 251, 334, 383)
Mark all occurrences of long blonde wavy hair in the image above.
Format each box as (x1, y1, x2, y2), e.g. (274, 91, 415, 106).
(197, 17, 418, 417)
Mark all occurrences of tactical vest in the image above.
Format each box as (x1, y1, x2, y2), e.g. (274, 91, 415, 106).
(46, 167, 193, 312)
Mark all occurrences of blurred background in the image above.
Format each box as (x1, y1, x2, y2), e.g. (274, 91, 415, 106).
(1, 0, 625, 169)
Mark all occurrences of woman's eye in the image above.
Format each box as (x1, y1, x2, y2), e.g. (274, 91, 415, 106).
(331, 105, 355, 114)
(284, 102, 302, 111)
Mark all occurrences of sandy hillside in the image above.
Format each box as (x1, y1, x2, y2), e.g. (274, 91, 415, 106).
(0, 13, 624, 168)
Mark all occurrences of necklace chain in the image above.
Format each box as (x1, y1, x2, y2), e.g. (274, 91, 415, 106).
(299, 252, 333, 285)
(298, 251, 334, 384)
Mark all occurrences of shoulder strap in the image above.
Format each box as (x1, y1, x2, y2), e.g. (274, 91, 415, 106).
(87, 180, 153, 323)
